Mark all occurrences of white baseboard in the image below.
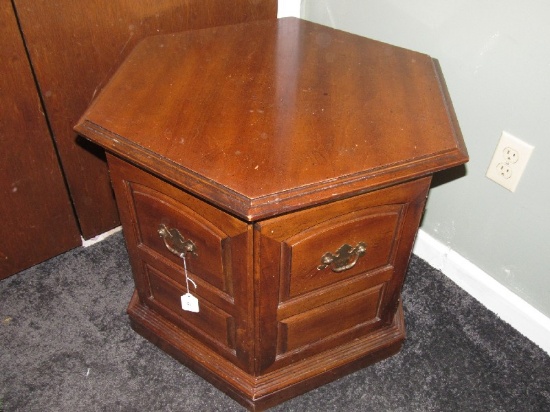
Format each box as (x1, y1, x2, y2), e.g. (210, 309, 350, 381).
(413, 229, 550, 355)
(81, 226, 122, 247)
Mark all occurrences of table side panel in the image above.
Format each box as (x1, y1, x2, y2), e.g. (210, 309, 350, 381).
(107, 154, 255, 371)
(255, 177, 431, 373)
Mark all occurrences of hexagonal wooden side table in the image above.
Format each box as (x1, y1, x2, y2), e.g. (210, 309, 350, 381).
(76, 18, 468, 411)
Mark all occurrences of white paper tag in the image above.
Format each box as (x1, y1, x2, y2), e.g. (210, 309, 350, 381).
(181, 292, 199, 313)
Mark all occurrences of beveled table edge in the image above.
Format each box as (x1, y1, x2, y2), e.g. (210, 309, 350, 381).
(75, 119, 467, 222)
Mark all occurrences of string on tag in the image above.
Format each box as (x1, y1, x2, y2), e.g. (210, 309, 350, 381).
(181, 254, 197, 292)
(180, 253, 199, 313)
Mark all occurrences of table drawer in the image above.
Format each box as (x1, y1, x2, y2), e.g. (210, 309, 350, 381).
(144, 263, 236, 352)
(257, 188, 411, 308)
(285, 204, 402, 299)
(277, 284, 383, 355)
(130, 182, 228, 292)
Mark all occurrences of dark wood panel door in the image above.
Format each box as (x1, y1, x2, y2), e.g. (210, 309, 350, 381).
(0, 0, 81, 279)
(107, 155, 255, 373)
(14, 0, 277, 239)
(254, 177, 431, 373)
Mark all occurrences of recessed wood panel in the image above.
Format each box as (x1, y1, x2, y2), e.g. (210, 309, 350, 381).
(278, 285, 383, 354)
(145, 264, 236, 351)
(130, 183, 227, 292)
(284, 205, 403, 299)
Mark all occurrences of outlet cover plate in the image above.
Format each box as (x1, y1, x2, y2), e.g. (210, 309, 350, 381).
(486, 131, 534, 192)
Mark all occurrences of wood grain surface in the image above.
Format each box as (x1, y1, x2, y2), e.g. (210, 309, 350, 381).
(0, 0, 80, 278)
(77, 18, 468, 221)
(16, 0, 277, 237)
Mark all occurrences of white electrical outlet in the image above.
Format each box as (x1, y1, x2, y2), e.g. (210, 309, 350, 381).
(486, 131, 534, 192)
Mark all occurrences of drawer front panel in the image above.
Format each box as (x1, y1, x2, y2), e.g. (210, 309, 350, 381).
(131, 183, 228, 293)
(145, 264, 236, 351)
(285, 205, 402, 299)
(278, 285, 382, 355)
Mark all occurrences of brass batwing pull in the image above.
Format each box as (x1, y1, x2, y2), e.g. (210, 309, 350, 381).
(158, 224, 197, 258)
(317, 242, 367, 273)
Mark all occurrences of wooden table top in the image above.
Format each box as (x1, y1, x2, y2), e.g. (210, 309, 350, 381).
(76, 18, 467, 220)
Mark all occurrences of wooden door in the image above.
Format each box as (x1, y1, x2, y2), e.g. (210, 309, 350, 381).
(107, 156, 255, 372)
(0, 0, 81, 279)
(14, 0, 277, 239)
(254, 178, 431, 373)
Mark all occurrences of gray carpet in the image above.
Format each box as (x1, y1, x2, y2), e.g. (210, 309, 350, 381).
(1, 232, 548, 411)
